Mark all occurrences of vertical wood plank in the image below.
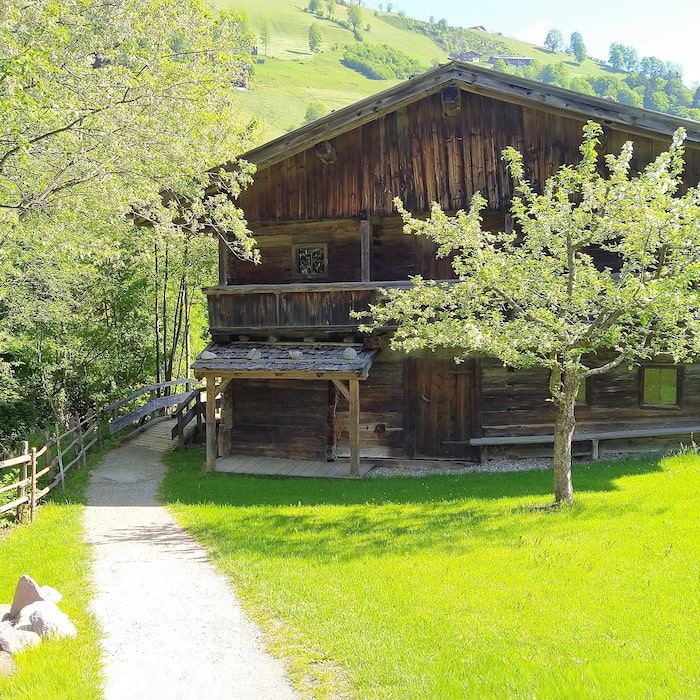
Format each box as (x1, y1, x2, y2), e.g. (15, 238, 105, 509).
(349, 379, 360, 478)
(360, 218, 371, 282)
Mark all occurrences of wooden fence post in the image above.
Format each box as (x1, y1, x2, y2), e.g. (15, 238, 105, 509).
(16, 441, 29, 523)
(94, 405, 103, 448)
(29, 447, 37, 523)
(76, 415, 86, 468)
(177, 409, 185, 451)
(56, 423, 66, 491)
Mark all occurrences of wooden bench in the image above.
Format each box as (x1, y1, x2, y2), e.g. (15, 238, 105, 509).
(469, 424, 700, 464)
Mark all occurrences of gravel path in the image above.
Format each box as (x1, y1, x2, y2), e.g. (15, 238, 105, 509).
(83, 423, 299, 700)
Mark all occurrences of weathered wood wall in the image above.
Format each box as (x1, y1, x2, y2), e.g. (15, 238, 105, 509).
(481, 359, 700, 438)
(222, 379, 329, 460)
(237, 89, 700, 225)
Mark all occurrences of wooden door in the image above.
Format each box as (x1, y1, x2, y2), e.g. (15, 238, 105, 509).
(405, 357, 481, 459)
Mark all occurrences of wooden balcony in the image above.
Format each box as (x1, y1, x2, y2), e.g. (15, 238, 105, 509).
(205, 281, 412, 337)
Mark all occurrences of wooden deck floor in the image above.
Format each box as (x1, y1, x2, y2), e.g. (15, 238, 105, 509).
(215, 454, 374, 479)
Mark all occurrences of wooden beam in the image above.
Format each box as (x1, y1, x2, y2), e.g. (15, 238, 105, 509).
(217, 377, 233, 396)
(360, 218, 370, 282)
(205, 375, 218, 471)
(349, 379, 360, 478)
(332, 379, 350, 401)
(196, 369, 372, 381)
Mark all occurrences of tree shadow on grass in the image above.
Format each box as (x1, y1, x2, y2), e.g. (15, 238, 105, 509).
(162, 450, 663, 510)
(159, 452, 673, 562)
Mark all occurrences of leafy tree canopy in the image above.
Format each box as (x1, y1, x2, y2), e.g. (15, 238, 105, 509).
(544, 28, 564, 53)
(0, 0, 259, 438)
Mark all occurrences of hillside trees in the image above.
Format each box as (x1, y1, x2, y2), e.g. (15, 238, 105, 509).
(347, 4, 362, 31)
(366, 123, 700, 504)
(309, 22, 323, 52)
(342, 43, 423, 79)
(0, 0, 259, 441)
(544, 29, 564, 53)
(569, 31, 586, 63)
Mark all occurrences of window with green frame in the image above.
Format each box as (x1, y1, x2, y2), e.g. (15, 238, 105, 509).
(642, 366, 680, 407)
(575, 378, 588, 404)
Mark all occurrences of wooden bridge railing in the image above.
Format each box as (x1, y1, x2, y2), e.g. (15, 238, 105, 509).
(105, 379, 203, 436)
(170, 387, 206, 450)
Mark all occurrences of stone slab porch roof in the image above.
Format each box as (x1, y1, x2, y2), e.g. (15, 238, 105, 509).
(191, 342, 377, 380)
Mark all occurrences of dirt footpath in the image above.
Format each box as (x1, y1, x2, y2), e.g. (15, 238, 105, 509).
(83, 423, 299, 700)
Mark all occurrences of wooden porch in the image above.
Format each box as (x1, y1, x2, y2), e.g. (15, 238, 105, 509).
(214, 454, 374, 479)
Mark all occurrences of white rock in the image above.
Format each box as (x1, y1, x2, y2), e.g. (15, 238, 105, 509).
(0, 622, 21, 654)
(39, 585, 62, 605)
(21, 602, 77, 639)
(198, 350, 217, 360)
(343, 347, 358, 360)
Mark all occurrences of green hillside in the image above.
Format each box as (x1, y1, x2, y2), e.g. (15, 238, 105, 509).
(222, 0, 698, 142)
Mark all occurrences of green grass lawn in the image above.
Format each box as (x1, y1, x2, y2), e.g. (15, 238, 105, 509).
(0, 461, 103, 699)
(162, 450, 700, 699)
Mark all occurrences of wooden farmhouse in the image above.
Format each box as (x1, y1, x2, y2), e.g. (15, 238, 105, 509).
(192, 61, 700, 475)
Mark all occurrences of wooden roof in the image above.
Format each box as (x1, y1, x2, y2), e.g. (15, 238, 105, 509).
(233, 61, 700, 172)
(192, 343, 377, 380)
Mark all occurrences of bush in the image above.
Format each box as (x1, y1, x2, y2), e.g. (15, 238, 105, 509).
(342, 43, 424, 80)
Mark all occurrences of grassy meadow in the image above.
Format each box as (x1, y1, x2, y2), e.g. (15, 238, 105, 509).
(0, 462, 103, 700)
(162, 450, 700, 699)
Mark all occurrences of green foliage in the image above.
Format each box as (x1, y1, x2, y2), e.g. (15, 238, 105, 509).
(308, 22, 323, 53)
(342, 43, 424, 80)
(162, 448, 700, 699)
(304, 101, 329, 122)
(367, 123, 700, 501)
(346, 3, 362, 31)
(0, 0, 260, 434)
(544, 28, 564, 53)
(569, 31, 586, 64)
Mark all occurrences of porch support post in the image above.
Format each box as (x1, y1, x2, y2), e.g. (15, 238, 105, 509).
(349, 378, 360, 478)
(205, 374, 218, 471)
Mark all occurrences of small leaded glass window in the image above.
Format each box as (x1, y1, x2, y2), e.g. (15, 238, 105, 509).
(293, 244, 327, 278)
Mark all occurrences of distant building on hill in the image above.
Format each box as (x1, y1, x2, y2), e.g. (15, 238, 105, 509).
(489, 55, 535, 67)
(452, 51, 482, 63)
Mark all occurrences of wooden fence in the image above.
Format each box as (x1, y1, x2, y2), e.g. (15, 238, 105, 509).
(0, 379, 205, 525)
(0, 410, 100, 524)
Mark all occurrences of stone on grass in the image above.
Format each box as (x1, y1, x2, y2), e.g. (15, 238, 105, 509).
(26, 602, 77, 639)
(0, 622, 40, 654)
(39, 585, 62, 605)
(0, 622, 20, 653)
(0, 651, 15, 677)
(8, 575, 44, 618)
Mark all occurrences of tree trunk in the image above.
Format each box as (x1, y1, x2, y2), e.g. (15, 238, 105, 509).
(552, 373, 579, 504)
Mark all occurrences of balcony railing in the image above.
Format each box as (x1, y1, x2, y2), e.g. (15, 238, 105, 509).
(205, 281, 414, 336)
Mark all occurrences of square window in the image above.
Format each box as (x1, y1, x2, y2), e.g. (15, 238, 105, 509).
(642, 366, 680, 407)
(293, 244, 327, 278)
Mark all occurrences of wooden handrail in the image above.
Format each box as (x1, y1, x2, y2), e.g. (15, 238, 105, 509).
(103, 379, 202, 414)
